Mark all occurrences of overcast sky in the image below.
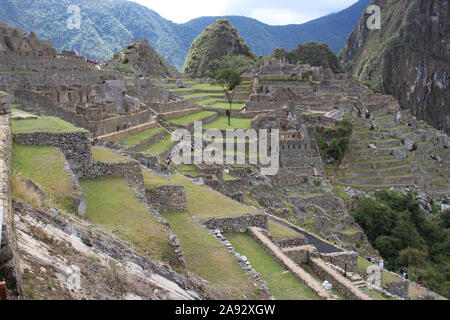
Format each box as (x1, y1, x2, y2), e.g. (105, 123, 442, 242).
(132, 0, 360, 25)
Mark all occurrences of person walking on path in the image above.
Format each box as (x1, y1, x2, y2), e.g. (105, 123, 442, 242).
(379, 259, 384, 269)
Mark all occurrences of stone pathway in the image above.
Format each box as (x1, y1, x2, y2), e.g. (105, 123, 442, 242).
(268, 216, 342, 254)
(249, 227, 337, 300)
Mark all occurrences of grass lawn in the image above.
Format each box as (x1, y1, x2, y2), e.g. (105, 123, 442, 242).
(168, 111, 217, 126)
(182, 93, 224, 100)
(195, 98, 218, 106)
(92, 146, 130, 163)
(268, 220, 300, 240)
(226, 233, 318, 300)
(191, 84, 224, 91)
(142, 133, 173, 156)
(10, 116, 84, 134)
(211, 102, 245, 110)
(122, 127, 163, 148)
(171, 174, 258, 221)
(162, 211, 265, 300)
(12, 143, 76, 213)
(142, 168, 175, 187)
(203, 116, 252, 130)
(80, 176, 176, 264)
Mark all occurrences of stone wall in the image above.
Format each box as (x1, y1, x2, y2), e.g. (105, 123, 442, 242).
(319, 251, 358, 274)
(0, 113, 23, 299)
(82, 161, 145, 196)
(277, 236, 308, 249)
(385, 280, 410, 299)
(309, 257, 371, 300)
(145, 185, 188, 212)
(128, 152, 160, 170)
(12, 131, 92, 176)
(282, 245, 317, 265)
(203, 214, 268, 233)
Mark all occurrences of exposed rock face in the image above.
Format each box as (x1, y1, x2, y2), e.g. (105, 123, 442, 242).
(271, 42, 345, 74)
(109, 39, 178, 78)
(182, 19, 257, 78)
(340, 0, 450, 134)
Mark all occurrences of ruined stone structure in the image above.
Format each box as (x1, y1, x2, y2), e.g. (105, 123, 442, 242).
(145, 185, 188, 212)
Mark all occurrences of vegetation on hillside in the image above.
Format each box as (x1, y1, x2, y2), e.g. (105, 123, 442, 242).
(352, 190, 450, 297)
(182, 19, 257, 78)
(0, 0, 370, 70)
(270, 42, 345, 74)
(316, 119, 353, 167)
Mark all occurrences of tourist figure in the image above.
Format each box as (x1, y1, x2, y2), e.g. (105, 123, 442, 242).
(128, 121, 132, 128)
(371, 257, 376, 264)
(418, 278, 424, 287)
(379, 259, 384, 269)
(404, 272, 408, 280)
(400, 268, 404, 278)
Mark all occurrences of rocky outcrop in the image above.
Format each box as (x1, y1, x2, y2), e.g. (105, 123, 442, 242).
(109, 39, 179, 78)
(340, 0, 449, 133)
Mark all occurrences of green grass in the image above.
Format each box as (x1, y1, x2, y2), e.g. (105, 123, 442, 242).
(12, 143, 76, 213)
(171, 174, 258, 221)
(122, 127, 163, 148)
(168, 111, 216, 126)
(195, 98, 218, 106)
(176, 164, 199, 177)
(142, 168, 175, 187)
(142, 133, 173, 156)
(182, 93, 224, 99)
(203, 116, 252, 130)
(162, 211, 265, 300)
(191, 84, 225, 91)
(10, 116, 84, 134)
(80, 176, 176, 264)
(211, 102, 246, 110)
(226, 233, 318, 300)
(92, 146, 130, 163)
(268, 220, 300, 240)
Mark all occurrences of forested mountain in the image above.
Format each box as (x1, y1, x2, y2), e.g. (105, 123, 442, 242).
(0, 0, 370, 70)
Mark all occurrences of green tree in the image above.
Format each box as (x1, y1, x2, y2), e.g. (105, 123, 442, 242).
(214, 69, 242, 126)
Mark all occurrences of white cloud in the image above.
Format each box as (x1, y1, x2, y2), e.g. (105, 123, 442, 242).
(131, 0, 361, 25)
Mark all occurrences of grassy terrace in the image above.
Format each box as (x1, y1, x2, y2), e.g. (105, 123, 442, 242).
(171, 174, 258, 221)
(12, 143, 76, 213)
(162, 211, 265, 300)
(176, 164, 199, 177)
(268, 220, 300, 240)
(142, 133, 173, 156)
(80, 176, 177, 264)
(92, 146, 130, 163)
(121, 127, 163, 148)
(226, 233, 318, 300)
(168, 111, 217, 126)
(203, 116, 252, 130)
(182, 92, 224, 99)
(10, 116, 84, 134)
(209, 102, 246, 110)
(142, 168, 175, 187)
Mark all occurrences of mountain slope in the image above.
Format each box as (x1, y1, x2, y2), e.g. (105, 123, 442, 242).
(0, 0, 370, 70)
(340, 0, 449, 133)
(182, 19, 257, 78)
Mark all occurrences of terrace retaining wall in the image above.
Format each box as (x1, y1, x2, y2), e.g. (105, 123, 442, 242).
(203, 214, 268, 233)
(145, 185, 188, 212)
